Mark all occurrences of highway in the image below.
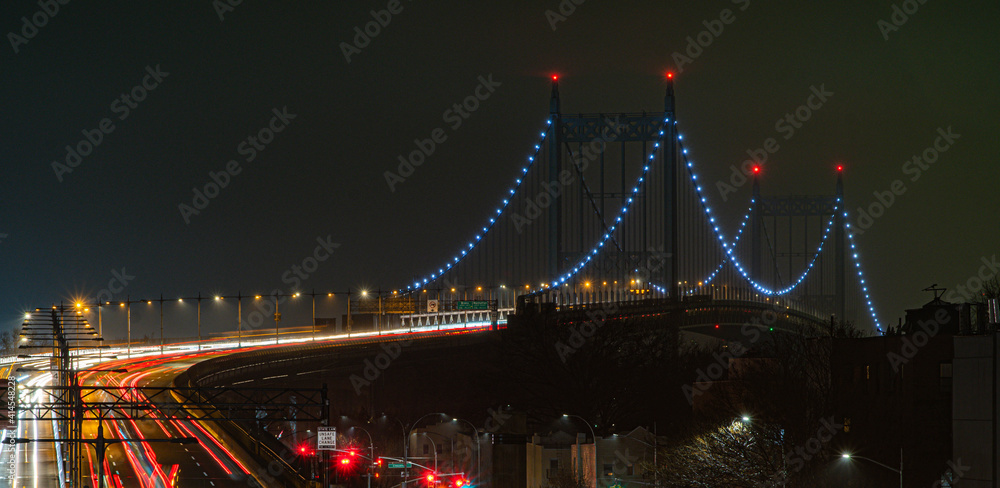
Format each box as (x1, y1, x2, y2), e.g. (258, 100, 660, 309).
(5, 322, 494, 487)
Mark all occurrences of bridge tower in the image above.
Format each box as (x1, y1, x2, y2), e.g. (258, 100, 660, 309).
(664, 75, 679, 301)
(548, 77, 562, 280)
(747, 169, 848, 320)
(835, 167, 846, 322)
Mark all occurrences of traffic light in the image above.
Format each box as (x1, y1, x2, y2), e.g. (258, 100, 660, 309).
(337, 449, 360, 471)
(425, 472, 437, 484)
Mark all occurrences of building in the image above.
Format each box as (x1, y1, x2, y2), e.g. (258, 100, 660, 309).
(526, 427, 659, 488)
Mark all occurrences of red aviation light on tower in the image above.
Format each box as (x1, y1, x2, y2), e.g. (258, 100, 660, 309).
(551, 74, 559, 82)
(836, 164, 844, 172)
(752, 165, 761, 174)
(666, 72, 674, 80)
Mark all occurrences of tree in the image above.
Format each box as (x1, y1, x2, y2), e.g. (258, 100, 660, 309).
(649, 418, 794, 488)
(0, 328, 19, 356)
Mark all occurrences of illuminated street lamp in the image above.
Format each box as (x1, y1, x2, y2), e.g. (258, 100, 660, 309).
(841, 450, 902, 488)
(255, 292, 299, 345)
(561, 414, 596, 482)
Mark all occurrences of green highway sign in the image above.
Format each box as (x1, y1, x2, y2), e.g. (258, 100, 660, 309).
(387, 462, 412, 468)
(457, 300, 489, 310)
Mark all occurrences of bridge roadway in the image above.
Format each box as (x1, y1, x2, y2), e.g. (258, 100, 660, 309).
(515, 297, 834, 336)
(6, 324, 488, 488)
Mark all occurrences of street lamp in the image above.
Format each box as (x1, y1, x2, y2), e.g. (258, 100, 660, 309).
(841, 449, 902, 488)
(347, 426, 376, 488)
(403, 412, 448, 488)
(177, 293, 206, 350)
(255, 292, 298, 345)
(562, 414, 596, 483)
(448, 416, 481, 484)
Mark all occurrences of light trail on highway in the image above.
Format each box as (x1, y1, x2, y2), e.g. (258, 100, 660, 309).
(7, 321, 494, 487)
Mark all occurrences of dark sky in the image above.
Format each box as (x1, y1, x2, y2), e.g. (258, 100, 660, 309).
(2, 1, 997, 335)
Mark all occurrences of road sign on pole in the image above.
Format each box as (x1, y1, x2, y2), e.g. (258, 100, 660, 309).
(456, 300, 489, 311)
(317, 426, 336, 450)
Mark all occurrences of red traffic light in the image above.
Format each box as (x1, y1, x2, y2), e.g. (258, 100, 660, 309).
(426, 473, 436, 482)
(340, 457, 351, 465)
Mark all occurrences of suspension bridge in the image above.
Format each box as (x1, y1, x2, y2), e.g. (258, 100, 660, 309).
(395, 74, 882, 336)
(9, 75, 889, 488)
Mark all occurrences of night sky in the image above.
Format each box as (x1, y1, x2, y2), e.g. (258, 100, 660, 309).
(2, 1, 997, 336)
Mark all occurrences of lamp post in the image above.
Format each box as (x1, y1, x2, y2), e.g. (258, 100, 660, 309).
(113, 296, 147, 358)
(403, 413, 447, 487)
(348, 426, 376, 488)
(841, 449, 902, 488)
(448, 416, 481, 484)
(237, 292, 242, 348)
(615, 427, 659, 487)
(174, 293, 204, 349)
(255, 292, 299, 345)
(414, 432, 438, 473)
(562, 414, 596, 483)
(157, 295, 163, 354)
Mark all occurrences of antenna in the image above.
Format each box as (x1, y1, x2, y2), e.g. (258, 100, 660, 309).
(922, 284, 947, 300)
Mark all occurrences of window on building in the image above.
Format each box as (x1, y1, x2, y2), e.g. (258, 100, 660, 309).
(940, 362, 953, 393)
(550, 459, 559, 470)
(603, 463, 614, 476)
